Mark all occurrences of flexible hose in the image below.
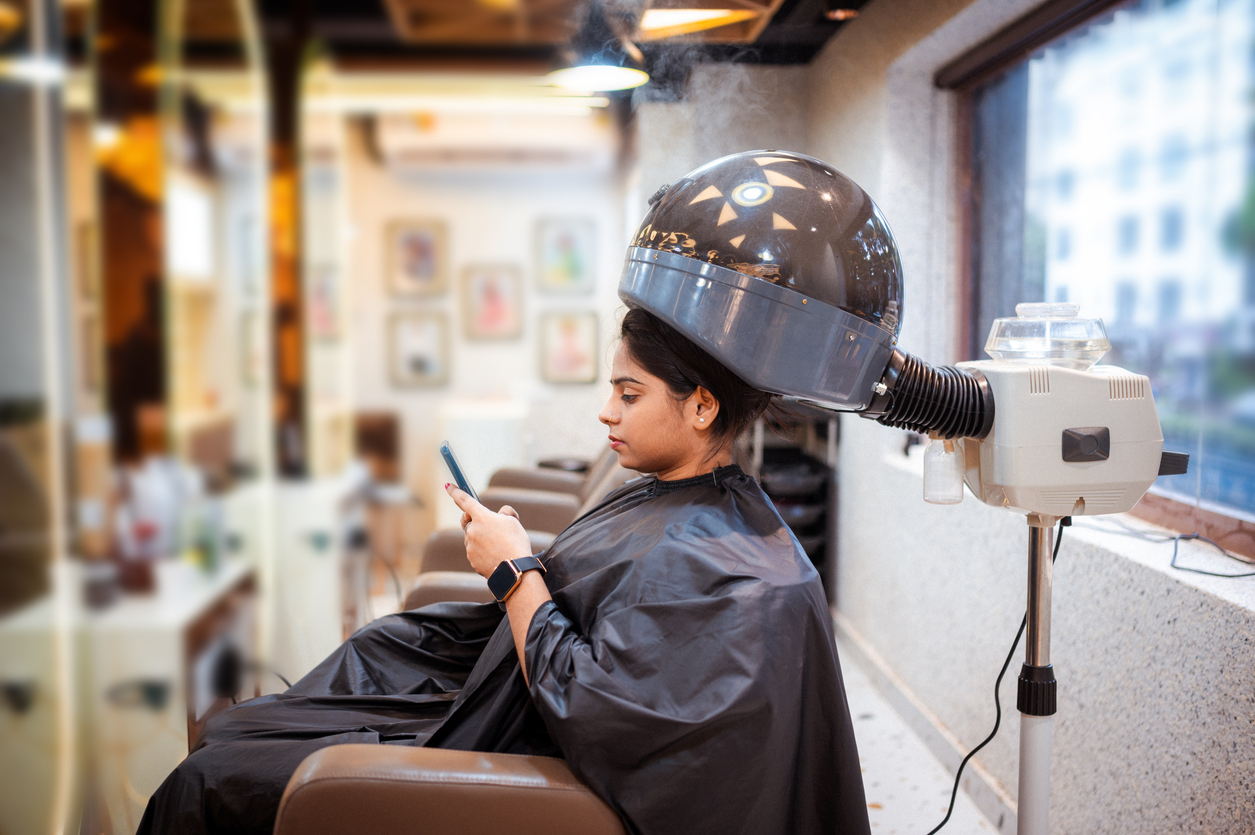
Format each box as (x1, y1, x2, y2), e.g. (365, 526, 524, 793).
(871, 351, 994, 439)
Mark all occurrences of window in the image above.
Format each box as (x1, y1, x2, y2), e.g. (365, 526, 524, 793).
(1117, 215, 1139, 255)
(1160, 206, 1185, 251)
(1056, 169, 1075, 200)
(1117, 148, 1141, 190)
(1161, 135, 1188, 181)
(1056, 227, 1072, 259)
(960, 0, 1255, 517)
(1116, 281, 1138, 324)
(1157, 279, 1183, 323)
(1163, 58, 1191, 101)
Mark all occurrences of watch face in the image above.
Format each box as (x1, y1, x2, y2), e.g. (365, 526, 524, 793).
(488, 560, 520, 602)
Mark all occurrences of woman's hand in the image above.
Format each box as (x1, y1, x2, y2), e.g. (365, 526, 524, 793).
(445, 485, 533, 578)
(445, 484, 552, 686)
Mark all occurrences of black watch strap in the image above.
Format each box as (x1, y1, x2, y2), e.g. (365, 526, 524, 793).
(511, 556, 545, 579)
(488, 555, 547, 604)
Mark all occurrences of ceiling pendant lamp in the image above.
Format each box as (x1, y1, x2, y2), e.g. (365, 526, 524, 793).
(548, 1, 649, 93)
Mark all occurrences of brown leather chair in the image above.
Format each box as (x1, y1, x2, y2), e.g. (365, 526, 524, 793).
(402, 571, 496, 608)
(405, 462, 638, 611)
(274, 746, 626, 835)
(485, 446, 617, 499)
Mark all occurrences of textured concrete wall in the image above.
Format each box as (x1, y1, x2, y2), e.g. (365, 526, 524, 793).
(812, 0, 1255, 831)
(805, 0, 978, 197)
(633, 63, 809, 220)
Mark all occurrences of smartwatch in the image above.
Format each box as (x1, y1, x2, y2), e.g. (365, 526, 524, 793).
(487, 556, 546, 604)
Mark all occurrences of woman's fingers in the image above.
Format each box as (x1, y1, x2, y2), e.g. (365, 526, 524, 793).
(499, 505, 520, 521)
(460, 512, 472, 531)
(445, 483, 484, 517)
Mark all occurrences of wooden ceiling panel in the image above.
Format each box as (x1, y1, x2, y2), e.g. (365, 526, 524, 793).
(384, 0, 583, 45)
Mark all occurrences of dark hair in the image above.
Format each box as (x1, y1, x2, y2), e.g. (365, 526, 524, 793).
(619, 308, 778, 446)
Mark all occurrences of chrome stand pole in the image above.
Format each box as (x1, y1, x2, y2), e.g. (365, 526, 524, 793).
(1017, 514, 1058, 835)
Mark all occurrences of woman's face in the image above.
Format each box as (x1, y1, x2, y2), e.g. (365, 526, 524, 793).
(598, 342, 725, 480)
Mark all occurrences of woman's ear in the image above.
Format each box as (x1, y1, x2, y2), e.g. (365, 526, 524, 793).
(691, 386, 720, 430)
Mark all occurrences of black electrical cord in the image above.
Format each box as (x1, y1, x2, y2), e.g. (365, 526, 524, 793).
(1169, 535, 1255, 577)
(1076, 518, 1255, 578)
(926, 517, 1068, 835)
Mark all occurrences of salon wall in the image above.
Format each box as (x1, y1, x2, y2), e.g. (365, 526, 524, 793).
(808, 0, 1255, 832)
(343, 118, 626, 539)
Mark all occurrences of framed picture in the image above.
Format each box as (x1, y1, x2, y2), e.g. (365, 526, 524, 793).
(388, 312, 449, 387)
(307, 263, 341, 341)
(536, 218, 595, 294)
(387, 219, 448, 296)
(462, 264, 522, 340)
(540, 312, 598, 383)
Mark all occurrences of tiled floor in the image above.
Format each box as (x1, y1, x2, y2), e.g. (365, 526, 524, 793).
(839, 637, 998, 835)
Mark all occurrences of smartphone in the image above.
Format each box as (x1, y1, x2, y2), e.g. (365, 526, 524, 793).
(440, 441, 478, 501)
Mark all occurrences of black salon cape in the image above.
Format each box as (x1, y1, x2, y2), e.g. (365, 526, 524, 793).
(138, 466, 870, 835)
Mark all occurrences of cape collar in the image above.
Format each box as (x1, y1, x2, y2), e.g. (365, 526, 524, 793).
(652, 464, 745, 496)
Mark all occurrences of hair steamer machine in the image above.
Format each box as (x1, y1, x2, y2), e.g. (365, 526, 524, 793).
(618, 150, 1189, 835)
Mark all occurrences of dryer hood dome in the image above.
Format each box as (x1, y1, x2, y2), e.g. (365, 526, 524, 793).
(618, 150, 904, 411)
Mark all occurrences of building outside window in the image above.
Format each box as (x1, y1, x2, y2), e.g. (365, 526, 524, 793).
(1117, 214, 1140, 255)
(1161, 205, 1185, 251)
(966, 0, 1255, 515)
(1056, 227, 1072, 259)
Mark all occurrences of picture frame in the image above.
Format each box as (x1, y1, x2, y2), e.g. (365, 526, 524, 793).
(388, 312, 450, 387)
(535, 218, 595, 295)
(387, 219, 448, 296)
(540, 312, 599, 384)
(462, 264, 522, 340)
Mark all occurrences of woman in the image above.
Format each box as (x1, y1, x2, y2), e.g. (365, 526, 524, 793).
(138, 308, 870, 835)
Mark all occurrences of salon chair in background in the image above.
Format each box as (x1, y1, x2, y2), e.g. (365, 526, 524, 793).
(275, 746, 626, 835)
(483, 445, 615, 497)
(403, 452, 637, 610)
(276, 455, 635, 834)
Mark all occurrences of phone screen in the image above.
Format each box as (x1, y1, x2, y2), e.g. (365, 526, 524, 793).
(439, 442, 478, 501)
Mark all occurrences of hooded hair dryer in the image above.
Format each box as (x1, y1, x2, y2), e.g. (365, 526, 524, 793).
(618, 149, 993, 440)
(620, 150, 1190, 835)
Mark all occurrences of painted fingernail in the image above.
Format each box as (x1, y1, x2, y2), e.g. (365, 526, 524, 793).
(444, 482, 451, 489)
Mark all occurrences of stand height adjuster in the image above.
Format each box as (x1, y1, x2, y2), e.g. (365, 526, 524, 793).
(1017, 664, 1057, 716)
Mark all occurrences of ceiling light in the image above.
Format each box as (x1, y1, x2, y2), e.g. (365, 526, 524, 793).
(825, 8, 859, 21)
(549, 1, 650, 92)
(548, 65, 649, 92)
(638, 8, 758, 40)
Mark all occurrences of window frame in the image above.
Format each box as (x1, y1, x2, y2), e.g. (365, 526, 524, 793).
(939, 0, 1255, 561)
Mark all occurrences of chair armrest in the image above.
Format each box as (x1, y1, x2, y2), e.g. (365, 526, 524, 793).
(421, 529, 555, 574)
(488, 468, 586, 496)
(275, 745, 626, 835)
(403, 571, 495, 610)
(479, 487, 579, 535)
(537, 457, 590, 473)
